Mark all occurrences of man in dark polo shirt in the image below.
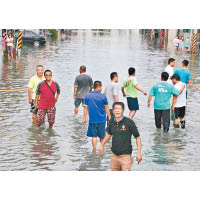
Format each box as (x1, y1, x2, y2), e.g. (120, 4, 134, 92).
(99, 102, 142, 171)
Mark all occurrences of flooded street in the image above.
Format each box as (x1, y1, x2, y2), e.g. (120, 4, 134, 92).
(0, 30, 200, 171)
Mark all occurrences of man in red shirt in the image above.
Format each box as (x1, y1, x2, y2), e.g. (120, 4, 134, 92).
(35, 70, 60, 128)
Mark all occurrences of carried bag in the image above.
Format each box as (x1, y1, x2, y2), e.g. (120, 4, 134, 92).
(44, 80, 56, 98)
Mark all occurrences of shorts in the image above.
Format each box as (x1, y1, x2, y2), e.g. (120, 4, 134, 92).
(30, 99, 38, 115)
(74, 98, 84, 107)
(127, 97, 139, 111)
(174, 106, 185, 119)
(37, 106, 56, 126)
(87, 123, 106, 139)
(110, 152, 133, 171)
(7, 46, 13, 51)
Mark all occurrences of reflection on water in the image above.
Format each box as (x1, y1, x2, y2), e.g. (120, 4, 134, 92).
(0, 30, 200, 171)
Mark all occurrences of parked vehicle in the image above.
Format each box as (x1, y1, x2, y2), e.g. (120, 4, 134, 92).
(15, 30, 46, 46)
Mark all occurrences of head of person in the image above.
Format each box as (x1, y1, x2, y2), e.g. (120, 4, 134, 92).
(79, 65, 86, 74)
(36, 65, 44, 77)
(93, 81, 102, 92)
(168, 58, 175, 67)
(182, 60, 189, 67)
(161, 72, 169, 81)
(187, 37, 190, 40)
(110, 72, 118, 83)
(44, 70, 52, 81)
(171, 74, 180, 85)
(112, 102, 124, 119)
(128, 67, 136, 76)
(2, 32, 6, 37)
(8, 33, 12, 38)
(181, 36, 184, 40)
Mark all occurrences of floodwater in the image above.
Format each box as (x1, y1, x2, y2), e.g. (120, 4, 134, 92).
(0, 30, 200, 171)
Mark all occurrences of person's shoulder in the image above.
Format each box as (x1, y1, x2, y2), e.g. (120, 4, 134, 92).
(123, 117, 133, 124)
(53, 81, 59, 86)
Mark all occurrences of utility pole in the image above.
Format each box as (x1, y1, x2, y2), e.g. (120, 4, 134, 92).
(191, 29, 198, 54)
(165, 29, 168, 49)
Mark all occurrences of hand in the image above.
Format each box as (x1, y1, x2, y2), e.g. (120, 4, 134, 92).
(171, 106, 175, 112)
(147, 102, 150, 108)
(123, 93, 126, 97)
(98, 145, 104, 155)
(34, 104, 38, 108)
(82, 118, 87, 125)
(73, 95, 77, 100)
(143, 91, 147, 96)
(29, 99, 33, 104)
(136, 153, 142, 164)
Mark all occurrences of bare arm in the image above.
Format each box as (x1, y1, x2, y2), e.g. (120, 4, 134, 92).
(179, 84, 185, 95)
(34, 95, 40, 108)
(136, 136, 142, 164)
(82, 106, 88, 125)
(134, 84, 147, 95)
(187, 80, 191, 87)
(104, 105, 111, 120)
(28, 88, 33, 104)
(99, 132, 112, 154)
(55, 93, 60, 102)
(74, 87, 78, 99)
(113, 95, 119, 102)
(89, 87, 93, 93)
(171, 95, 177, 112)
(147, 96, 153, 108)
(121, 87, 126, 97)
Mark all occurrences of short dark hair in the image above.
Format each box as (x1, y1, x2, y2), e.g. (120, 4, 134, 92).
(161, 72, 169, 81)
(168, 58, 175, 64)
(128, 67, 135, 75)
(110, 72, 118, 80)
(112, 102, 125, 110)
(44, 70, 52, 76)
(37, 64, 44, 69)
(182, 60, 189, 67)
(171, 74, 180, 81)
(80, 65, 86, 72)
(93, 81, 102, 89)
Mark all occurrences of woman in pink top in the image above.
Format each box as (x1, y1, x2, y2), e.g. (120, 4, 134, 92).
(6, 33, 14, 59)
(2, 32, 6, 55)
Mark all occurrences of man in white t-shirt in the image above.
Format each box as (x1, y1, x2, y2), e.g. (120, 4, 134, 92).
(173, 35, 180, 53)
(171, 74, 186, 129)
(104, 72, 119, 120)
(165, 58, 175, 84)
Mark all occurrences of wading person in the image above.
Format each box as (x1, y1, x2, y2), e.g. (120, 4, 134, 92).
(82, 81, 111, 151)
(171, 74, 186, 129)
(99, 102, 142, 171)
(104, 72, 119, 120)
(74, 65, 93, 115)
(6, 33, 14, 59)
(164, 58, 175, 83)
(35, 70, 60, 128)
(28, 65, 45, 124)
(174, 60, 191, 99)
(147, 72, 180, 133)
(173, 35, 180, 54)
(121, 67, 147, 120)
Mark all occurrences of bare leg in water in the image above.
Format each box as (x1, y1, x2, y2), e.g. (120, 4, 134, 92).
(129, 110, 136, 120)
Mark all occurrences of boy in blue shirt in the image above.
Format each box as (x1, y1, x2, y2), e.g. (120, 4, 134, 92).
(83, 81, 111, 151)
(147, 72, 180, 133)
(174, 60, 191, 98)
